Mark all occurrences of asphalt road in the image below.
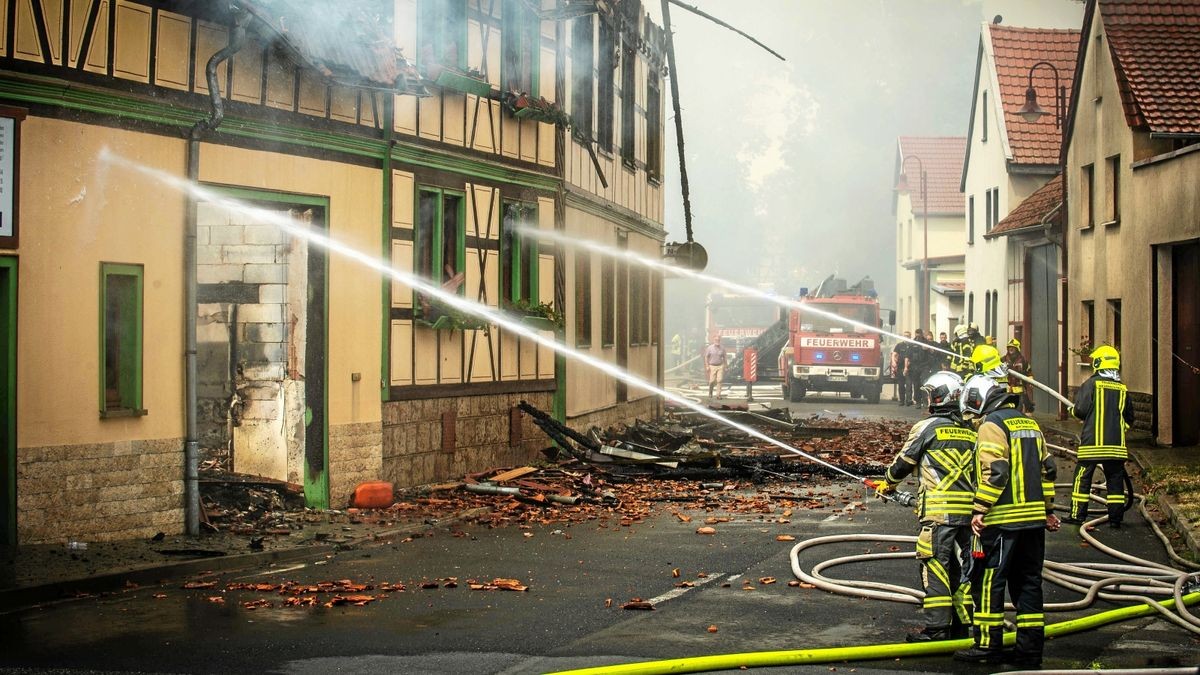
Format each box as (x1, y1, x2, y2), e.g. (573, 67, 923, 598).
(2, 451, 1198, 675)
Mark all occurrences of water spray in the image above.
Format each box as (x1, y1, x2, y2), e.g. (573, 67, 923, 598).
(100, 151, 881, 491)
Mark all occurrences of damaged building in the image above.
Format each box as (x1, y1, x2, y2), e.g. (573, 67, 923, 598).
(0, 0, 666, 545)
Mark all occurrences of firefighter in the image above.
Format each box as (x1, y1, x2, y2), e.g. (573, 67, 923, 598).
(1003, 338, 1034, 413)
(954, 375, 1060, 667)
(970, 344, 1007, 382)
(875, 371, 976, 642)
(951, 325, 978, 377)
(1066, 345, 1135, 528)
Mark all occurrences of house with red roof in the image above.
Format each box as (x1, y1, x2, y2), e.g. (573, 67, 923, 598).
(893, 136, 967, 336)
(1064, 0, 1200, 444)
(960, 19, 1081, 412)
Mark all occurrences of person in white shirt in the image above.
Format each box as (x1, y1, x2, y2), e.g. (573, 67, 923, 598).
(704, 336, 727, 399)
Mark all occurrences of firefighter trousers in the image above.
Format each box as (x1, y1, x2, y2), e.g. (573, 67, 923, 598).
(970, 527, 1046, 658)
(916, 522, 973, 631)
(1070, 459, 1127, 525)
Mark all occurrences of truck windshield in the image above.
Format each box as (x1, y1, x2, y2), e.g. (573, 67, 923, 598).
(799, 303, 876, 333)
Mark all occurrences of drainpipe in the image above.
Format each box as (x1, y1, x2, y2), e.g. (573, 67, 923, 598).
(184, 6, 250, 536)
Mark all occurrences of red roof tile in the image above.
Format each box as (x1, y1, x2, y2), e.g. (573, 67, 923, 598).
(1101, 0, 1200, 134)
(988, 25, 1081, 165)
(987, 174, 1063, 237)
(896, 136, 967, 215)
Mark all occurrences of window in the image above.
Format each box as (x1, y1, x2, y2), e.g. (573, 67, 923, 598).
(968, 292, 975, 323)
(500, 201, 539, 305)
(630, 267, 649, 345)
(575, 251, 592, 348)
(968, 195, 975, 245)
(414, 187, 465, 317)
(982, 91, 988, 142)
(1081, 300, 1095, 352)
(100, 263, 144, 416)
(571, 16, 594, 140)
(418, 0, 465, 72)
(984, 291, 992, 336)
(1107, 299, 1122, 349)
(985, 190, 993, 232)
(1081, 164, 1094, 228)
(991, 188, 999, 227)
(646, 74, 662, 182)
(1105, 154, 1120, 224)
(601, 255, 615, 346)
(990, 290, 998, 341)
(619, 39, 636, 167)
(502, 0, 539, 94)
(651, 271, 661, 346)
(596, 20, 616, 152)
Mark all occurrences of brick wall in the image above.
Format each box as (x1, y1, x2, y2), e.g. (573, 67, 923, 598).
(17, 438, 184, 544)
(382, 392, 555, 487)
(329, 421, 383, 507)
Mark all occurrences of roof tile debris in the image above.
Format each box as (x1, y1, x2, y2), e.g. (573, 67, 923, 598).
(896, 136, 968, 215)
(989, 24, 1080, 165)
(1101, 0, 1200, 134)
(988, 174, 1063, 237)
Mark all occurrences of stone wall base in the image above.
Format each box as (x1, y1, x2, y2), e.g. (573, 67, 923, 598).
(329, 421, 383, 508)
(568, 396, 662, 433)
(17, 437, 185, 544)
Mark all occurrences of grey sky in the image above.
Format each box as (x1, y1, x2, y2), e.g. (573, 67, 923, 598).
(659, 0, 1084, 338)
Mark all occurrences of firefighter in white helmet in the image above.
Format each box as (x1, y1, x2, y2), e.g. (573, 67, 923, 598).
(875, 371, 976, 642)
(954, 375, 1060, 667)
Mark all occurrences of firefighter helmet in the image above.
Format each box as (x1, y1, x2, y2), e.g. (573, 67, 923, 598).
(969, 322, 980, 334)
(1090, 345, 1121, 372)
(971, 344, 1006, 377)
(922, 371, 964, 414)
(954, 324, 968, 339)
(960, 374, 1017, 418)
(1007, 338, 1021, 350)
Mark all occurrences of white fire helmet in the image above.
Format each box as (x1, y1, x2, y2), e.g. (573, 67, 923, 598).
(922, 371, 964, 413)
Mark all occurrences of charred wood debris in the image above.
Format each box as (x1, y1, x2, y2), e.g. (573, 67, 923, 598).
(198, 401, 911, 538)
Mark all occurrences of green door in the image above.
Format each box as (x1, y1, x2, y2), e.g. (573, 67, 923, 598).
(0, 256, 17, 546)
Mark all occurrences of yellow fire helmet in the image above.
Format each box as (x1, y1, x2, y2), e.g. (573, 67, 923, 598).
(971, 344, 1004, 375)
(1008, 338, 1021, 350)
(1090, 344, 1121, 372)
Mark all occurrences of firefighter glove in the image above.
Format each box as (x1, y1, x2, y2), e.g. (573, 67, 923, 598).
(874, 479, 896, 499)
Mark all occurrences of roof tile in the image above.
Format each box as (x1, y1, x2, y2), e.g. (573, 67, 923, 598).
(897, 136, 968, 215)
(1101, 0, 1200, 133)
(988, 24, 1081, 165)
(988, 174, 1063, 237)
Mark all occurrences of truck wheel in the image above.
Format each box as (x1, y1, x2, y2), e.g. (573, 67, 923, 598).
(788, 377, 806, 402)
(866, 386, 881, 404)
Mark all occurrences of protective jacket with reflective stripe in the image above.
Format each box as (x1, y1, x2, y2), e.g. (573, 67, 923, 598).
(885, 415, 978, 526)
(972, 406, 1056, 530)
(1071, 373, 1134, 460)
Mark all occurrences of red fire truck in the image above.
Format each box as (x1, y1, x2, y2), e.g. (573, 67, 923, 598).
(778, 279, 891, 403)
(705, 292, 781, 357)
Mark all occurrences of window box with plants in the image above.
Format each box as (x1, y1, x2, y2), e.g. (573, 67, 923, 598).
(501, 91, 573, 128)
(506, 299, 563, 332)
(416, 296, 490, 332)
(432, 66, 493, 98)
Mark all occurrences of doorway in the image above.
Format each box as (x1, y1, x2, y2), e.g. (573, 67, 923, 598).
(1172, 241, 1199, 445)
(1025, 244, 1059, 414)
(1, 256, 16, 546)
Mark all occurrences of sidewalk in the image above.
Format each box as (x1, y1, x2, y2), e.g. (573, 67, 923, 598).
(1033, 410, 1200, 559)
(0, 505, 489, 612)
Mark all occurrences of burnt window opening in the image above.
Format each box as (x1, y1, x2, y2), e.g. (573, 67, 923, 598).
(571, 15, 595, 141)
(502, 0, 540, 94)
(596, 20, 616, 153)
(601, 255, 615, 347)
(414, 187, 465, 319)
(418, 0, 466, 74)
(101, 263, 144, 416)
(646, 73, 662, 182)
(575, 251, 592, 348)
(619, 38, 636, 167)
(500, 201, 540, 306)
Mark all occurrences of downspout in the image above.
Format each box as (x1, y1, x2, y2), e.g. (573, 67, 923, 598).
(184, 7, 251, 536)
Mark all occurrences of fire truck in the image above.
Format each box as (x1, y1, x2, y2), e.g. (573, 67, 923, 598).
(705, 292, 782, 359)
(778, 277, 893, 403)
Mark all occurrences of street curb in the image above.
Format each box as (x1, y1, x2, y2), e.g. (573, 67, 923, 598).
(0, 506, 492, 613)
(1130, 450, 1200, 560)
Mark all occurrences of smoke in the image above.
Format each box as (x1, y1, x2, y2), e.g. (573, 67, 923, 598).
(735, 70, 819, 197)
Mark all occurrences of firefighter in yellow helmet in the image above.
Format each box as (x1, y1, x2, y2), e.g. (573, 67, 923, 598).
(1065, 345, 1134, 528)
(1002, 338, 1034, 413)
(950, 324, 978, 377)
(970, 344, 1007, 382)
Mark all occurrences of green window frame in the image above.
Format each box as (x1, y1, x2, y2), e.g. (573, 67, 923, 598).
(501, 0, 540, 95)
(417, 0, 467, 73)
(99, 262, 145, 417)
(414, 186, 466, 319)
(500, 200, 539, 306)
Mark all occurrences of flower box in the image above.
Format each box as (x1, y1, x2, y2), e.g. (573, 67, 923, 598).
(435, 69, 493, 97)
(520, 315, 559, 332)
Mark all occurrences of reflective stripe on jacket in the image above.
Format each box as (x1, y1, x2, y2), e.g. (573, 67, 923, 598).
(1072, 374, 1134, 460)
(885, 416, 978, 525)
(972, 407, 1056, 530)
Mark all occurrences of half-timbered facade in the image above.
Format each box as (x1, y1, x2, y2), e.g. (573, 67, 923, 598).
(0, 0, 667, 545)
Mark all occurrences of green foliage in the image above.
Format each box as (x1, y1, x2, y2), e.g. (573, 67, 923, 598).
(507, 298, 563, 329)
(501, 91, 573, 128)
